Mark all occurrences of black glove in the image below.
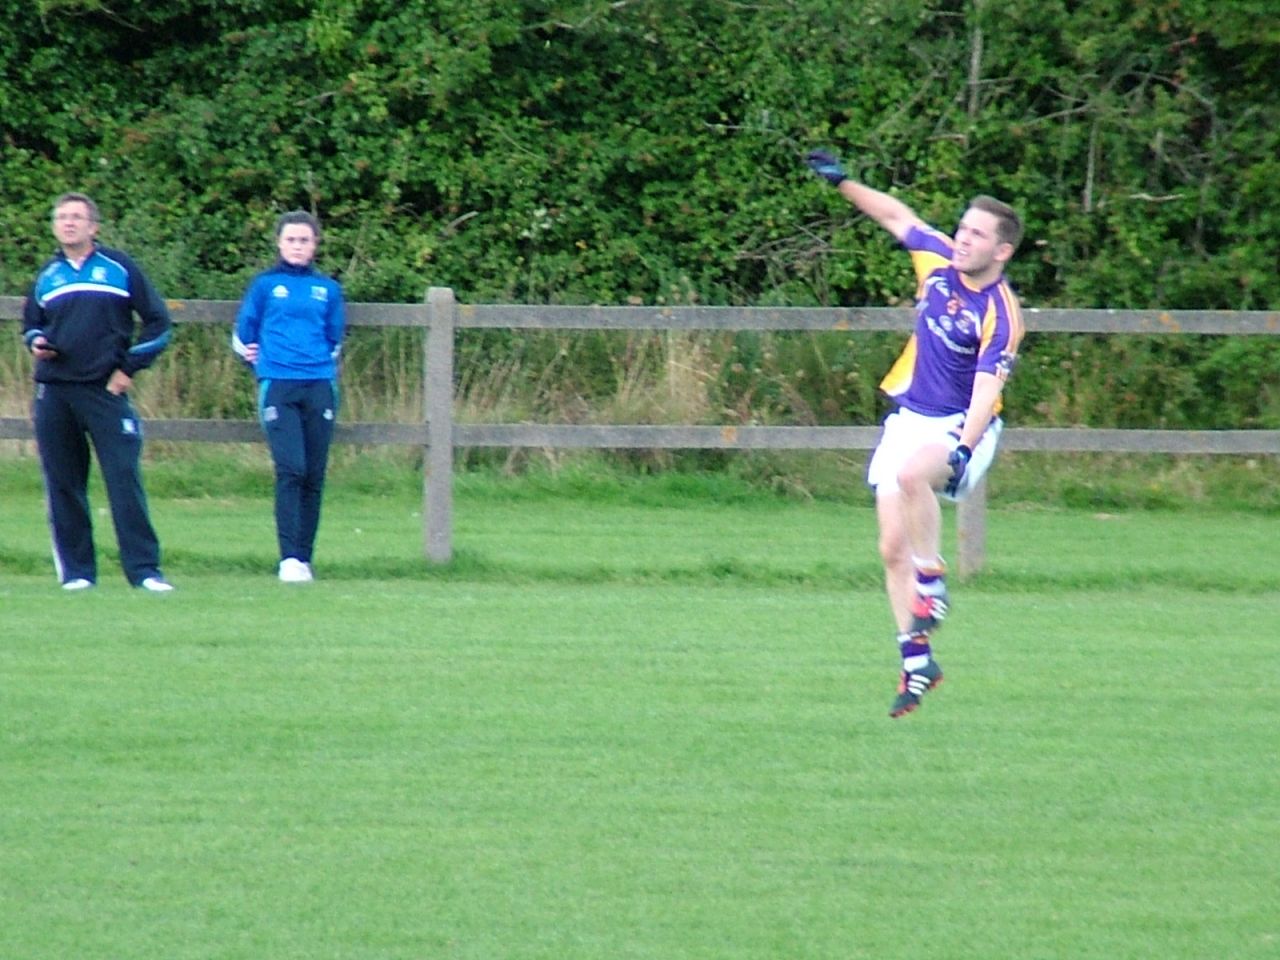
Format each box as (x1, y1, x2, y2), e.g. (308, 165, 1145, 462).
(805, 150, 848, 187)
(944, 444, 972, 496)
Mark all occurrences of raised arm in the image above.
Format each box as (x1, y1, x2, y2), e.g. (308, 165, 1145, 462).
(805, 150, 925, 243)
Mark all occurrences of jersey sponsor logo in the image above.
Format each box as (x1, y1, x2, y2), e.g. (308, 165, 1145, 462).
(923, 313, 977, 355)
(919, 277, 977, 356)
(272, 284, 289, 299)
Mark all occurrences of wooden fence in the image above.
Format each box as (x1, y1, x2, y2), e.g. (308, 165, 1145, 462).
(3, 291, 1277, 575)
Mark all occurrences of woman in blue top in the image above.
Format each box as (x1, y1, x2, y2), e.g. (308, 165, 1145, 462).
(233, 211, 346, 582)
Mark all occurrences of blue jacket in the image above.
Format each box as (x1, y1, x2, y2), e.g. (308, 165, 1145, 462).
(22, 244, 172, 384)
(233, 261, 345, 380)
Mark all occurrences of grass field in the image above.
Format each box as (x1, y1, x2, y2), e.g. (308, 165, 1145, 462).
(2, 459, 1277, 959)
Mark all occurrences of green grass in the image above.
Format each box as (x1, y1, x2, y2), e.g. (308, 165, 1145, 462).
(1, 457, 1278, 959)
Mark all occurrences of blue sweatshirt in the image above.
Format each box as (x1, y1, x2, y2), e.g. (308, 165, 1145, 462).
(22, 244, 172, 384)
(233, 261, 345, 380)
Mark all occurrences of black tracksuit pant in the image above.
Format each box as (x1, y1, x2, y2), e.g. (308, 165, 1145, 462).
(259, 379, 336, 564)
(34, 381, 163, 585)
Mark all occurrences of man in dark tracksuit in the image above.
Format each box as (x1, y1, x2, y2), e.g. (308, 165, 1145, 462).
(22, 192, 175, 592)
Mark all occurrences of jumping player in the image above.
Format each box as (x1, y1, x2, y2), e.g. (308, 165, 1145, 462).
(805, 150, 1025, 717)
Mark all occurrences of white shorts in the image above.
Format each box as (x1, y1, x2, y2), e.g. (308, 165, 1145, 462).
(866, 408, 1003, 502)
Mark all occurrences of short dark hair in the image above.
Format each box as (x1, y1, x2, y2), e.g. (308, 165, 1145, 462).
(275, 209, 321, 238)
(969, 195, 1022, 251)
(52, 192, 100, 223)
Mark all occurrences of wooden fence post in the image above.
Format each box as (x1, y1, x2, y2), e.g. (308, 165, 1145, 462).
(425, 287, 455, 563)
(956, 476, 987, 579)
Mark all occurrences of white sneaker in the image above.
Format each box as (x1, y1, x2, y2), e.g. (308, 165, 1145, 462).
(62, 578, 94, 591)
(140, 576, 175, 593)
(278, 558, 313, 583)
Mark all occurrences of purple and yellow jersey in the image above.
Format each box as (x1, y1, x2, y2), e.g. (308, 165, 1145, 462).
(879, 224, 1024, 416)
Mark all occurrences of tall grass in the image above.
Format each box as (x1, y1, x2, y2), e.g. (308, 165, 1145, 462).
(4, 316, 1279, 510)
(1, 321, 901, 428)
(0, 326, 33, 418)
(4, 318, 1276, 433)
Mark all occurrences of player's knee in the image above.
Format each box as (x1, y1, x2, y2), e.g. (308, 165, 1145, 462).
(895, 466, 934, 497)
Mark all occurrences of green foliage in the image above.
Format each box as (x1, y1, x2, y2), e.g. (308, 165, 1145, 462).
(2, 0, 1278, 436)
(1005, 333, 1280, 429)
(4, 0, 1277, 305)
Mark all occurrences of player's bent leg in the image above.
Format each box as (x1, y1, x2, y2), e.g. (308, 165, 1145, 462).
(908, 584, 949, 635)
(907, 555, 949, 636)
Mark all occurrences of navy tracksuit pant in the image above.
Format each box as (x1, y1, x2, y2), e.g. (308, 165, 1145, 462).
(259, 379, 335, 563)
(34, 382, 163, 585)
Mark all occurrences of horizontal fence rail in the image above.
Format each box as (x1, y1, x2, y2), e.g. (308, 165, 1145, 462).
(3, 421, 1275, 454)
(5, 296, 1280, 333)
(3, 292, 1277, 573)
